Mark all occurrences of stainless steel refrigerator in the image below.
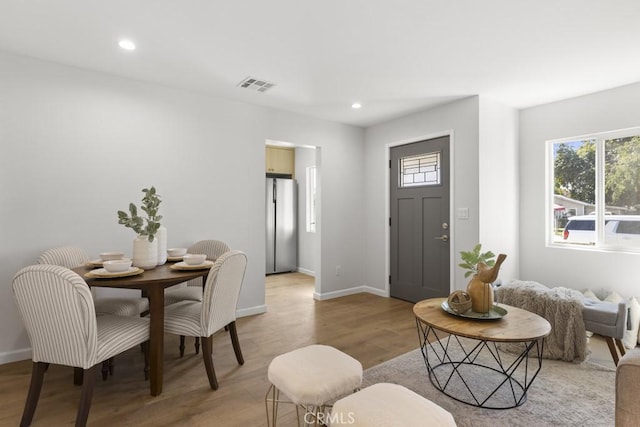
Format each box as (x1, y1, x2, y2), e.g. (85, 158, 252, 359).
(266, 178, 297, 274)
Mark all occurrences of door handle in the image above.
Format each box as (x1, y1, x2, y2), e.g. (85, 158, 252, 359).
(434, 235, 449, 242)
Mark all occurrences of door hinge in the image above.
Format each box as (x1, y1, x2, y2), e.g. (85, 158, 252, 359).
(389, 159, 391, 169)
(388, 217, 391, 226)
(389, 275, 391, 284)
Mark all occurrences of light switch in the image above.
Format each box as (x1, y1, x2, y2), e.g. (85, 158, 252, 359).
(457, 208, 469, 220)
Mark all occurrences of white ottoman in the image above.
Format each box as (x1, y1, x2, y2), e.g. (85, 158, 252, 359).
(266, 345, 363, 426)
(329, 383, 457, 427)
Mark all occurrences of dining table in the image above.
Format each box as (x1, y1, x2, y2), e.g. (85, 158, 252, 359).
(72, 262, 210, 396)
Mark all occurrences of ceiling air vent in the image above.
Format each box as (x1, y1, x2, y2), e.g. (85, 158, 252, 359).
(237, 76, 276, 93)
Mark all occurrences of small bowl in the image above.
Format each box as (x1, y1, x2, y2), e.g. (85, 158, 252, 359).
(103, 259, 132, 273)
(100, 251, 124, 261)
(167, 247, 187, 257)
(183, 253, 207, 265)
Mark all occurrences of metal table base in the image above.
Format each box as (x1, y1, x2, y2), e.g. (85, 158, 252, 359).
(416, 319, 545, 409)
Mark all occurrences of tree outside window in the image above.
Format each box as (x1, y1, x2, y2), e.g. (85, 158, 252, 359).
(550, 129, 640, 251)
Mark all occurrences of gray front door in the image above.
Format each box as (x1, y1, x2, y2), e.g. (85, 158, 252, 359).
(390, 136, 450, 302)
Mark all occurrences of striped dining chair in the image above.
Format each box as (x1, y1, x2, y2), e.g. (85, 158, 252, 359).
(164, 250, 247, 390)
(38, 246, 149, 317)
(38, 246, 149, 380)
(164, 239, 231, 356)
(12, 265, 150, 427)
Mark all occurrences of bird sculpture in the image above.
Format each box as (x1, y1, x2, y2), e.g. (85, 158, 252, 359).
(476, 253, 507, 284)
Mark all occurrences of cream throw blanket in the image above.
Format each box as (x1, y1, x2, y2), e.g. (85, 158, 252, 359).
(495, 280, 587, 362)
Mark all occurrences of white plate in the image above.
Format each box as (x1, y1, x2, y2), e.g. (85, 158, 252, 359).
(87, 258, 130, 268)
(84, 267, 143, 279)
(170, 260, 214, 270)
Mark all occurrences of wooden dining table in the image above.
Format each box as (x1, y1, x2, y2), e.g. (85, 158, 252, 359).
(72, 262, 210, 396)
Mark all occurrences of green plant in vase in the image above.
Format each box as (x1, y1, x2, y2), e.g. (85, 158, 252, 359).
(117, 187, 162, 269)
(117, 187, 162, 242)
(458, 243, 496, 278)
(459, 244, 506, 314)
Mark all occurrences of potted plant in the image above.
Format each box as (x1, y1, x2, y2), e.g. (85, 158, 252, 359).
(117, 187, 164, 269)
(459, 244, 506, 314)
(458, 243, 496, 278)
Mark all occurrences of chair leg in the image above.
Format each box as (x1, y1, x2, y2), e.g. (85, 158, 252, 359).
(195, 337, 200, 355)
(605, 336, 621, 365)
(228, 321, 244, 365)
(179, 336, 186, 357)
(201, 336, 219, 390)
(616, 338, 626, 357)
(101, 361, 109, 381)
(76, 365, 97, 427)
(73, 367, 83, 386)
(143, 341, 150, 380)
(20, 362, 47, 427)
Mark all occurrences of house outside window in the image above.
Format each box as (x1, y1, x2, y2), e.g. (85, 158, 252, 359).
(549, 128, 640, 252)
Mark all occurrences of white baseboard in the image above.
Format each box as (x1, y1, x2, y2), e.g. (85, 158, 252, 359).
(236, 304, 266, 318)
(0, 348, 31, 365)
(313, 285, 388, 300)
(296, 267, 315, 277)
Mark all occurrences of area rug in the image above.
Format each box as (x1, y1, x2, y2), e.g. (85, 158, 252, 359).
(363, 344, 615, 427)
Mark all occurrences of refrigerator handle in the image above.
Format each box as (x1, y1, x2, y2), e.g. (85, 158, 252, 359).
(273, 179, 277, 202)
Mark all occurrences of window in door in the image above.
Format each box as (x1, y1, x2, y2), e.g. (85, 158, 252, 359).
(399, 151, 441, 188)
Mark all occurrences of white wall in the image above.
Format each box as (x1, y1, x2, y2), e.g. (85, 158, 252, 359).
(0, 51, 364, 363)
(478, 98, 519, 282)
(519, 82, 640, 296)
(295, 147, 317, 275)
(363, 97, 481, 294)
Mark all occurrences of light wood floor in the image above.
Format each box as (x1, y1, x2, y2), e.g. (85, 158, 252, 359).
(0, 273, 418, 426)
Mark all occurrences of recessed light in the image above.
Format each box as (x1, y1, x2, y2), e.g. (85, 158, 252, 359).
(352, 102, 362, 109)
(118, 40, 136, 51)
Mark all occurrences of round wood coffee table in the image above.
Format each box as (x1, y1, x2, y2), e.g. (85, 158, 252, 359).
(413, 298, 551, 409)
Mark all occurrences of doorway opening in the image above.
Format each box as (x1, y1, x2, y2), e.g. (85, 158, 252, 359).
(264, 140, 321, 297)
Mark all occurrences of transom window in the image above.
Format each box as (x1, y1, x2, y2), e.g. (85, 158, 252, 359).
(549, 127, 640, 252)
(399, 151, 441, 188)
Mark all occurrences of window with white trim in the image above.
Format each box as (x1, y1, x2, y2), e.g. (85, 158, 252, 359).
(549, 128, 640, 251)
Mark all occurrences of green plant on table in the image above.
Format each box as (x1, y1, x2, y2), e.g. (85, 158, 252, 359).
(117, 186, 162, 242)
(458, 243, 496, 278)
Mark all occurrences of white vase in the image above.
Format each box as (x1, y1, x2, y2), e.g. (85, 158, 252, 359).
(132, 235, 158, 270)
(156, 225, 167, 265)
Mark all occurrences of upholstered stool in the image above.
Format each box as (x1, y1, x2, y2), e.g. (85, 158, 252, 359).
(266, 344, 363, 426)
(329, 383, 457, 426)
(583, 299, 627, 365)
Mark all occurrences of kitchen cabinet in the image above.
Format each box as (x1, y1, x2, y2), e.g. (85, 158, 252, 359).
(266, 146, 295, 176)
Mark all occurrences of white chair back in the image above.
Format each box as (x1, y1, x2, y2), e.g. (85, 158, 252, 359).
(185, 240, 231, 288)
(188, 240, 231, 260)
(37, 246, 90, 269)
(201, 251, 247, 336)
(12, 264, 98, 368)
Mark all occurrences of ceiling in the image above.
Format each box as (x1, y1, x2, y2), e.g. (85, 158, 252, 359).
(1, 1, 639, 128)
